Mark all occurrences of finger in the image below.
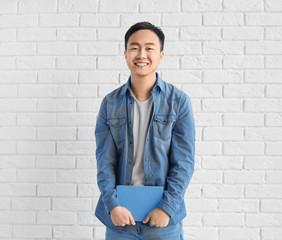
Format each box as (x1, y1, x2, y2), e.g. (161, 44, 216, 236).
(143, 215, 150, 223)
(129, 215, 135, 225)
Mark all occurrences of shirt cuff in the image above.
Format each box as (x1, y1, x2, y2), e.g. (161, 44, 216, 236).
(158, 201, 176, 219)
(104, 197, 119, 215)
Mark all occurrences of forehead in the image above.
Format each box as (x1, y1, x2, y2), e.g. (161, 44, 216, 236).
(127, 29, 160, 46)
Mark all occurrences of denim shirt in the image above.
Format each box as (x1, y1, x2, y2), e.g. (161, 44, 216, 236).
(95, 72, 195, 229)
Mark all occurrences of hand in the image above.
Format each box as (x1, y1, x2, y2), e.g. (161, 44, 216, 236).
(142, 207, 170, 228)
(110, 206, 136, 227)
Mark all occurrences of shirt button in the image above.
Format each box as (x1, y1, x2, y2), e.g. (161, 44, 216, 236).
(145, 178, 149, 182)
(130, 102, 133, 104)
(130, 141, 132, 144)
(145, 159, 148, 162)
(163, 119, 167, 122)
(146, 138, 149, 141)
(129, 161, 132, 165)
(116, 122, 119, 125)
(127, 182, 130, 185)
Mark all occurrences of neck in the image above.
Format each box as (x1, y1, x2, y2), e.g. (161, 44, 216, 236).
(129, 72, 157, 102)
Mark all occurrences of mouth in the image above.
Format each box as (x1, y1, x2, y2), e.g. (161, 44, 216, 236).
(134, 62, 149, 68)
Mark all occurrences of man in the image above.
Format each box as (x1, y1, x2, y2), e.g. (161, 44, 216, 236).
(95, 21, 195, 240)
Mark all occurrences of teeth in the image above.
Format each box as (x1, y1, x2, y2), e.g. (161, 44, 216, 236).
(135, 63, 148, 66)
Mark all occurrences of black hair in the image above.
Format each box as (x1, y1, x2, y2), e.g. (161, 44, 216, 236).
(124, 21, 165, 52)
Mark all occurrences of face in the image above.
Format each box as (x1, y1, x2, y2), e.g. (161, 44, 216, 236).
(124, 29, 164, 78)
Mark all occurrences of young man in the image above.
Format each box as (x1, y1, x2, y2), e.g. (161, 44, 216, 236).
(95, 21, 195, 240)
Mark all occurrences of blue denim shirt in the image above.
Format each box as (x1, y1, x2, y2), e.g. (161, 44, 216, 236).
(95, 72, 195, 229)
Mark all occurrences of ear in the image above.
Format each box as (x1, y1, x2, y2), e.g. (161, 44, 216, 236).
(124, 50, 127, 59)
(159, 51, 164, 64)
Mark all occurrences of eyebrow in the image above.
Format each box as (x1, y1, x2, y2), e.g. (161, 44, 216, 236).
(129, 42, 156, 46)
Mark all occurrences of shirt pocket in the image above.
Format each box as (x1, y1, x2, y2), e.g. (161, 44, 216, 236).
(152, 114, 177, 141)
(107, 117, 127, 143)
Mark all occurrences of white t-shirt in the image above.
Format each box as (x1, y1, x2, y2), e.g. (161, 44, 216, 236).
(129, 87, 154, 186)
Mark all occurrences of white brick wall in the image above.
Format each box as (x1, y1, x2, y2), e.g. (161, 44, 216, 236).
(0, 0, 282, 239)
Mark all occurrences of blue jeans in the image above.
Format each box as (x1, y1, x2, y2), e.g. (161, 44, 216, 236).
(105, 221, 183, 240)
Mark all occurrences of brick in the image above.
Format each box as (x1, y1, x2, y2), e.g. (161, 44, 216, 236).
(196, 141, 221, 155)
(57, 170, 96, 183)
(57, 56, 96, 69)
(38, 127, 76, 140)
(0, 99, 36, 112)
(162, 70, 201, 84)
(202, 156, 242, 169)
(56, 113, 96, 126)
(81, 14, 120, 27)
(57, 141, 95, 154)
(246, 13, 282, 26)
(203, 99, 243, 112)
(204, 13, 243, 26)
(18, 85, 57, 97)
(261, 200, 282, 212)
(78, 42, 118, 55)
(204, 41, 244, 54)
(245, 156, 282, 169)
(57, 28, 96, 41)
(246, 127, 282, 141)
(38, 70, 78, 84)
(266, 113, 282, 126)
(246, 185, 282, 198)
(100, 0, 138, 13)
(57, 84, 97, 97)
(262, 228, 282, 240)
(0, 29, 16, 41)
(165, 41, 201, 55)
(224, 170, 264, 184)
(98, 56, 127, 70)
(38, 42, 76, 55)
(203, 185, 244, 198)
(223, 27, 263, 40)
(58, 0, 98, 13)
(0, 0, 17, 14)
(182, 56, 222, 69)
(221, 228, 260, 240)
(0, 43, 36, 56)
(52, 198, 91, 211)
(182, 0, 222, 11)
(97, 28, 124, 41)
(36, 156, 75, 169)
(79, 70, 119, 84)
(37, 212, 76, 224)
(19, 0, 57, 13)
(223, 0, 263, 11)
(163, 13, 201, 26)
(0, 15, 37, 28)
(266, 171, 282, 183)
(17, 56, 55, 69)
(266, 142, 282, 155)
(17, 141, 55, 154)
(203, 127, 244, 140)
(0, 211, 35, 224)
(203, 70, 243, 83)
(53, 226, 92, 238)
(182, 84, 222, 98)
(121, 15, 160, 28)
(17, 113, 56, 126)
(181, 27, 221, 40)
(38, 184, 76, 197)
(245, 70, 282, 83)
(14, 225, 51, 238)
(204, 213, 244, 226)
(224, 142, 264, 155)
(12, 197, 50, 210)
(40, 14, 79, 26)
(245, 99, 282, 112)
(224, 84, 264, 97)
(246, 213, 282, 227)
(218, 199, 259, 212)
(0, 127, 35, 140)
(223, 56, 263, 69)
(140, 0, 180, 12)
(266, 27, 282, 40)
(266, 56, 282, 69)
(17, 170, 56, 183)
(246, 41, 282, 54)
(191, 170, 222, 184)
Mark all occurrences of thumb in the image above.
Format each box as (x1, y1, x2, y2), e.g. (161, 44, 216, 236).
(143, 214, 151, 224)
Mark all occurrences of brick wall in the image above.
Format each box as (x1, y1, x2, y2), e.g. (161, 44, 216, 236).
(0, 0, 282, 239)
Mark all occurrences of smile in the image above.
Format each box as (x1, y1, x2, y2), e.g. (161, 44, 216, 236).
(135, 63, 149, 68)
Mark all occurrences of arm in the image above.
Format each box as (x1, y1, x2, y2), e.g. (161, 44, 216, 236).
(158, 94, 195, 218)
(95, 97, 135, 226)
(95, 97, 119, 214)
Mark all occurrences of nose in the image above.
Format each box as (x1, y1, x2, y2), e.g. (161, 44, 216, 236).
(137, 48, 147, 59)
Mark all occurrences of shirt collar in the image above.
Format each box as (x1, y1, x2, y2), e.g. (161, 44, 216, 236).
(121, 72, 166, 95)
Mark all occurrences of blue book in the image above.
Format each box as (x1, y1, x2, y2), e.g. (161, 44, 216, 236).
(116, 185, 164, 221)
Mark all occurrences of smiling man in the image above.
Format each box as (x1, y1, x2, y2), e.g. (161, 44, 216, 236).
(95, 22, 195, 240)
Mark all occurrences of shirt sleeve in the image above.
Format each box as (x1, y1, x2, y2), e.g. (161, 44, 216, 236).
(158, 94, 195, 218)
(95, 97, 119, 214)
